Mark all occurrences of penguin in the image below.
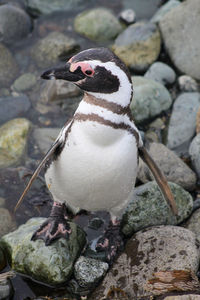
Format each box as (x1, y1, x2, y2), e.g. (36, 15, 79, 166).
(15, 47, 177, 263)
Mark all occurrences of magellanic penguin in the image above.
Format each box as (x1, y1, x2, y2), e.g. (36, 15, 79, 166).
(15, 48, 178, 263)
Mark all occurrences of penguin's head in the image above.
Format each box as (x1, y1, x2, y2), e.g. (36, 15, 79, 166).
(41, 48, 132, 99)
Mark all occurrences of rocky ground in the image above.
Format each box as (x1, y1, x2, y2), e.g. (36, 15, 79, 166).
(0, 0, 200, 299)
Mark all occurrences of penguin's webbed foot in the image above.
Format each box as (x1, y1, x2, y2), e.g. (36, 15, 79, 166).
(31, 202, 72, 246)
(96, 221, 124, 264)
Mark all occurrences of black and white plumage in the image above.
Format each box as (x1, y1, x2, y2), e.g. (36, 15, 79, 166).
(15, 48, 177, 262)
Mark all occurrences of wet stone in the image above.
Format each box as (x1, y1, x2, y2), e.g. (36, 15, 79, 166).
(144, 61, 176, 86)
(178, 75, 199, 92)
(122, 181, 193, 237)
(151, 0, 181, 24)
(0, 208, 16, 238)
(12, 73, 37, 92)
(189, 133, 200, 179)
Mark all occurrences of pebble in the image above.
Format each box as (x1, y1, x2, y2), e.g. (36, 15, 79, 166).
(122, 181, 193, 236)
(167, 92, 200, 155)
(189, 133, 200, 179)
(145, 118, 165, 143)
(178, 75, 199, 92)
(0, 118, 31, 168)
(130, 76, 172, 124)
(0, 218, 86, 285)
(186, 208, 200, 244)
(74, 256, 108, 288)
(119, 9, 136, 25)
(12, 73, 37, 92)
(90, 226, 200, 298)
(74, 8, 123, 42)
(31, 31, 79, 68)
(138, 142, 196, 191)
(159, 0, 200, 80)
(33, 127, 60, 154)
(112, 22, 161, 72)
(0, 208, 16, 238)
(0, 95, 31, 125)
(144, 61, 176, 86)
(0, 43, 18, 87)
(0, 279, 13, 300)
(151, 0, 181, 23)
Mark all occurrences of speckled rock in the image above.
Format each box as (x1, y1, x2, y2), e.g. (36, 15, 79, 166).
(31, 31, 79, 68)
(159, 0, 200, 80)
(12, 73, 37, 92)
(90, 226, 200, 299)
(112, 22, 161, 72)
(186, 208, 200, 244)
(130, 76, 172, 124)
(0, 208, 16, 238)
(0, 218, 86, 285)
(0, 43, 19, 87)
(138, 142, 196, 191)
(151, 0, 180, 23)
(144, 61, 176, 86)
(33, 127, 60, 154)
(0, 95, 31, 125)
(74, 256, 108, 288)
(0, 4, 32, 45)
(122, 181, 193, 236)
(74, 8, 123, 42)
(178, 75, 198, 92)
(0, 118, 31, 168)
(189, 133, 200, 178)
(167, 93, 200, 155)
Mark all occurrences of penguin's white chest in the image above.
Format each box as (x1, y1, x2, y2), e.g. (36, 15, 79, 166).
(45, 120, 138, 216)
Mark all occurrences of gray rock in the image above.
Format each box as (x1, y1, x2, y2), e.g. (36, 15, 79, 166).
(0, 218, 86, 285)
(144, 61, 176, 86)
(0, 198, 5, 208)
(0, 118, 31, 168)
(0, 208, 16, 238)
(0, 4, 32, 45)
(167, 93, 200, 155)
(189, 133, 200, 178)
(90, 226, 200, 299)
(178, 75, 199, 92)
(74, 8, 123, 42)
(159, 0, 200, 80)
(0, 43, 19, 87)
(119, 9, 136, 25)
(186, 208, 200, 244)
(0, 279, 13, 300)
(12, 73, 37, 92)
(112, 22, 161, 72)
(122, 181, 193, 236)
(138, 142, 196, 191)
(0, 95, 31, 125)
(164, 296, 200, 300)
(151, 0, 181, 23)
(130, 76, 172, 124)
(33, 127, 60, 154)
(31, 31, 79, 68)
(74, 256, 108, 288)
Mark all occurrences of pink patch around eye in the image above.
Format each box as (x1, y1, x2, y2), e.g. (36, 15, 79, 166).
(70, 61, 94, 77)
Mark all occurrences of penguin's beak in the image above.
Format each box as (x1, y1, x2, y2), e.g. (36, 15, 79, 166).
(41, 62, 85, 82)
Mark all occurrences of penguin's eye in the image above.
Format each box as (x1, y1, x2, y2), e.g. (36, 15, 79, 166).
(85, 70, 92, 75)
(83, 68, 95, 77)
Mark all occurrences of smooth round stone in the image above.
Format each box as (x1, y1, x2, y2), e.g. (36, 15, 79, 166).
(189, 133, 200, 178)
(112, 22, 161, 72)
(0, 4, 32, 45)
(130, 76, 172, 124)
(12, 73, 37, 92)
(74, 8, 123, 42)
(151, 0, 181, 23)
(0, 43, 18, 87)
(159, 0, 200, 80)
(144, 61, 176, 86)
(178, 75, 198, 92)
(31, 31, 79, 68)
(119, 9, 136, 25)
(0, 208, 16, 238)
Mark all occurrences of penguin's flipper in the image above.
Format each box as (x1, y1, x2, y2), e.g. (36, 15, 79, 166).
(138, 146, 178, 216)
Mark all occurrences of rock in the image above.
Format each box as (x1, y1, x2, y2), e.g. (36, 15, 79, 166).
(74, 256, 108, 288)
(0, 248, 6, 271)
(0, 279, 13, 300)
(189, 133, 200, 178)
(0, 218, 86, 285)
(90, 226, 200, 299)
(12, 73, 37, 92)
(145, 118, 165, 143)
(31, 31, 79, 68)
(167, 93, 200, 155)
(151, 0, 181, 23)
(164, 295, 200, 300)
(0, 118, 31, 168)
(119, 9, 136, 25)
(74, 8, 123, 42)
(122, 181, 193, 237)
(186, 208, 200, 244)
(0, 4, 32, 45)
(144, 61, 176, 86)
(0, 198, 5, 208)
(159, 0, 200, 80)
(0, 95, 31, 125)
(130, 76, 172, 124)
(26, 0, 89, 17)
(0, 43, 18, 87)
(138, 142, 196, 191)
(112, 22, 161, 72)
(0, 208, 16, 238)
(33, 127, 60, 154)
(178, 75, 198, 92)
